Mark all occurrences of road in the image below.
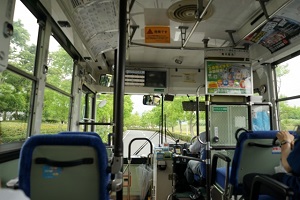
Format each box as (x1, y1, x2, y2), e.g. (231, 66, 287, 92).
(123, 130, 179, 158)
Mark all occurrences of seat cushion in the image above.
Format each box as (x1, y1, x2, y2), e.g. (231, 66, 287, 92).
(216, 167, 231, 189)
(258, 195, 276, 200)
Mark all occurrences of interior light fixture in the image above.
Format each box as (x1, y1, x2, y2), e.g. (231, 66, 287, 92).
(57, 20, 71, 28)
(71, 0, 119, 55)
(175, 56, 183, 64)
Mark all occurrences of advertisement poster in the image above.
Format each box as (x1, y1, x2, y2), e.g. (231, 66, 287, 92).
(206, 60, 252, 95)
(245, 15, 300, 53)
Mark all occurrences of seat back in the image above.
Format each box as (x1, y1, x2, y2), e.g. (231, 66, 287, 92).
(230, 131, 280, 190)
(58, 132, 113, 161)
(18, 134, 109, 200)
(59, 131, 101, 138)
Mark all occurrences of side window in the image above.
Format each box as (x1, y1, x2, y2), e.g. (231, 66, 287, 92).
(0, 71, 33, 144)
(276, 55, 300, 130)
(40, 36, 73, 134)
(8, 0, 38, 74)
(0, 0, 38, 144)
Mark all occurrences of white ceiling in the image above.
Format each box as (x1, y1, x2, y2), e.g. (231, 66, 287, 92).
(42, 0, 294, 71)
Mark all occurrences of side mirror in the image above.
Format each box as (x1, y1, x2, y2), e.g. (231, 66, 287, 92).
(143, 95, 160, 106)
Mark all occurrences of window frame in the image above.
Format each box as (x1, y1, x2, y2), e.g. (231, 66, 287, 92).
(0, 0, 81, 161)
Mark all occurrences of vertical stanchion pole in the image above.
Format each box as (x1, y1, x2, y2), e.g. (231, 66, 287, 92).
(115, 0, 127, 199)
(205, 95, 211, 200)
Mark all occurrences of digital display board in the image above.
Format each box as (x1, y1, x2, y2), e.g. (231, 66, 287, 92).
(125, 70, 145, 86)
(125, 70, 167, 88)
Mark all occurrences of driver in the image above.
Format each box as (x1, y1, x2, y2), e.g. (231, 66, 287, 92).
(184, 131, 206, 185)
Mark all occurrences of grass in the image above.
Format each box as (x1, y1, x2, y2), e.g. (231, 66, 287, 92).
(1, 119, 298, 144)
(0, 121, 68, 144)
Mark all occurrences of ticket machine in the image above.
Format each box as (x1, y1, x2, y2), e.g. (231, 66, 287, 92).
(152, 147, 173, 200)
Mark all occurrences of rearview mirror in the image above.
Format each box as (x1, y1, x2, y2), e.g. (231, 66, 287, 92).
(182, 101, 205, 111)
(99, 74, 112, 87)
(143, 95, 160, 106)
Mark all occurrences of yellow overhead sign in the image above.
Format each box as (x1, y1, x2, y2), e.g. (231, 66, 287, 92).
(145, 26, 170, 43)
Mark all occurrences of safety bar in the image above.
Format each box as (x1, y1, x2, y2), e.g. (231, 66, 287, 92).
(250, 175, 294, 199)
(108, 133, 114, 146)
(211, 153, 231, 191)
(133, 131, 158, 155)
(128, 137, 153, 161)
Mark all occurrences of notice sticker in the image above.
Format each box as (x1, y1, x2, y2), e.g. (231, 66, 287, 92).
(42, 165, 62, 179)
(272, 146, 281, 154)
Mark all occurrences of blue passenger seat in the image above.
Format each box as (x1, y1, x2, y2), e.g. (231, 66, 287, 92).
(58, 131, 101, 138)
(211, 130, 283, 200)
(18, 134, 109, 200)
(251, 175, 294, 200)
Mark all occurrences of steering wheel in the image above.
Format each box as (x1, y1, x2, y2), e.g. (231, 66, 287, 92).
(235, 128, 249, 142)
(197, 135, 207, 145)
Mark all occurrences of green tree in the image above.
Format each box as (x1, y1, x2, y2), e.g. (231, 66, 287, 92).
(96, 94, 114, 123)
(125, 112, 141, 128)
(276, 63, 289, 94)
(164, 96, 188, 133)
(10, 20, 30, 51)
(140, 107, 160, 129)
(139, 95, 206, 135)
(96, 94, 133, 128)
(0, 80, 25, 120)
(43, 89, 69, 123)
(41, 46, 73, 123)
(47, 47, 73, 93)
(0, 20, 35, 120)
(275, 64, 300, 130)
(124, 95, 134, 127)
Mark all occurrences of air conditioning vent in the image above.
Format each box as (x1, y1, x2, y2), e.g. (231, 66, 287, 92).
(167, 0, 213, 23)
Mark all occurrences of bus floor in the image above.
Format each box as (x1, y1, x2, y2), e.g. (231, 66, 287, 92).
(171, 186, 206, 200)
(172, 190, 244, 200)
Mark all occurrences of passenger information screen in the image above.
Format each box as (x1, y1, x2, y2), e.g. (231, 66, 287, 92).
(125, 70, 167, 88)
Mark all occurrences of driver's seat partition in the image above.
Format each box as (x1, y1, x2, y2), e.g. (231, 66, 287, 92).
(211, 130, 282, 200)
(18, 134, 109, 200)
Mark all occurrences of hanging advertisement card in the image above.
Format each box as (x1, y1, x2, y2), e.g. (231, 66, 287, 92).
(205, 60, 253, 95)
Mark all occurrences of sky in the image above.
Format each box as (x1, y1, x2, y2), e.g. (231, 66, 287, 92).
(131, 95, 154, 115)
(13, 1, 59, 51)
(14, 1, 37, 43)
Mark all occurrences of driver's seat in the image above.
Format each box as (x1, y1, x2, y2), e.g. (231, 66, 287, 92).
(188, 150, 207, 200)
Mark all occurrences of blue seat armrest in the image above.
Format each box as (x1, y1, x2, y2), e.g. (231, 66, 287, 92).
(211, 152, 231, 187)
(250, 175, 294, 200)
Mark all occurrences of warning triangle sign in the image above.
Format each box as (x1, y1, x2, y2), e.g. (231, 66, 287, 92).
(145, 26, 170, 43)
(147, 29, 153, 34)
